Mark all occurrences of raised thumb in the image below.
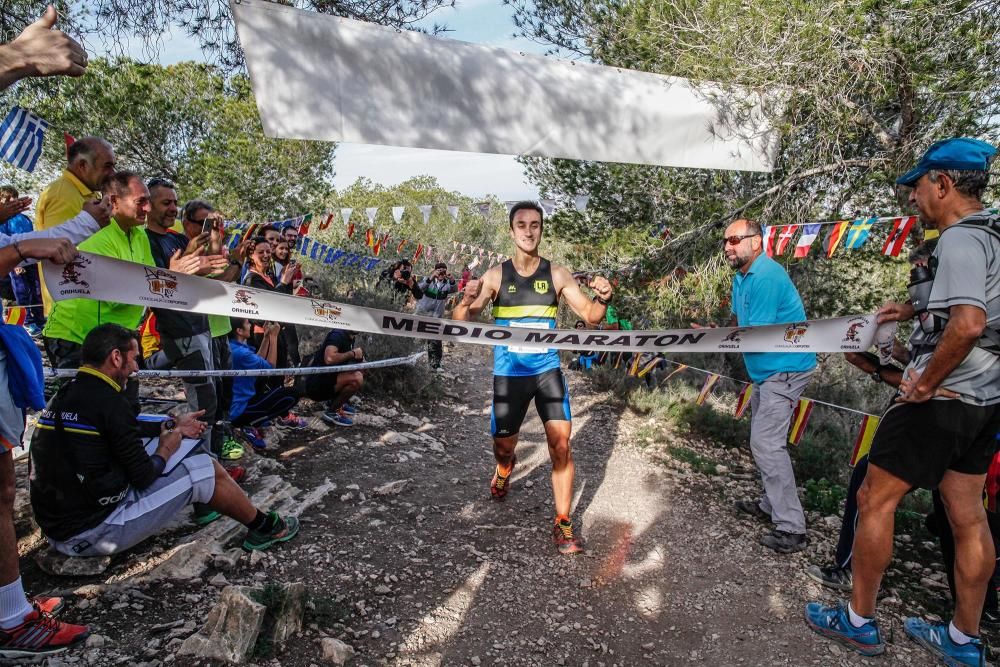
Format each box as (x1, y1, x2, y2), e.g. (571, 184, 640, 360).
(33, 5, 58, 29)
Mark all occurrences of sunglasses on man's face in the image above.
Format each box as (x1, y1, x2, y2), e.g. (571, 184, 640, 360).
(722, 233, 759, 246)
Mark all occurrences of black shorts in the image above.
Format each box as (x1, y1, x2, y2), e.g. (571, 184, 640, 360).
(304, 371, 340, 402)
(868, 400, 1000, 489)
(491, 369, 571, 437)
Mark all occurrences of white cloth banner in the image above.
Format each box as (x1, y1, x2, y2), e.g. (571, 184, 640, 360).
(44, 254, 894, 355)
(418, 205, 433, 224)
(230, 0, 778, 171)
(365, 207, 378, 225)
(391, 206, 405, 223)
(341, 208, 353, 225)
(447, 205, 459, 222)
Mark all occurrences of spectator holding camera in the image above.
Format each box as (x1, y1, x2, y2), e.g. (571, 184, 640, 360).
(415, 262, 457, 370)
(379, 259, 423, 303)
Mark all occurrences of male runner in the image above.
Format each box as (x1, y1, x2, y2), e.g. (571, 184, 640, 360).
(454, 201, 613, 555)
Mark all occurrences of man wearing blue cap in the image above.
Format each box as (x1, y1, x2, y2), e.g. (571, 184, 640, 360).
(807, 137, 1000, 666)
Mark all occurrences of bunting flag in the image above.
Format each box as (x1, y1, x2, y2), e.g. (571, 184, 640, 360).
(418, 204, 432, 225)
(347, 222, 355, 238)
(298, 214, 312, 236)
(413, 243, 424, 262)
(373, 236, 383, 256)
(396, 239, 407, 254)
(469, 256, 481, 269)
(793, 224, 821, 258)
(636, 356, 662, 378)
(627, 354, 642, 377)
(365, 228, 374, 248)
(574, 195, 590, 212)
(449, 253, 457, 264)
(775, 225, 798, 256)
(3, 307, 26, 326)
(850, 415, 880, 466)
(447, 205, 459, 222)
(788, 399, 814, 446)
(658, 364, 688, 386)
(452, 240, 458, 249)
(539, 199, 556, 216)
(696, 374, 720, 406)
(477, 202, 491, 217)
(64, 131, 76, 159)
(318, 213, 334, 230)
(341, 208, 353, 225)
(0, 106, 49, 172)
(365, 207, 378, 225)
(761, 225, 776, 257)
(824, 222, 849, 257)
(881, 216, 917, 257)
(391, 206, 405, 224)
(844, 217, 877, 249)
(734, 384, 752, 418)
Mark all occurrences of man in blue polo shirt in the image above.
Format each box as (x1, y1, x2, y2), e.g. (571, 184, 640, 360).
(724, 217, 816, 554)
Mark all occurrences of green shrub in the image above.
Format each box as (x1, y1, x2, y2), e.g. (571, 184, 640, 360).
(803, 478, 846, 515)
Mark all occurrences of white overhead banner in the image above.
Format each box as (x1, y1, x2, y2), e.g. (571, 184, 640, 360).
(46, 253, 894, 355)
(230, 0, 779, 171)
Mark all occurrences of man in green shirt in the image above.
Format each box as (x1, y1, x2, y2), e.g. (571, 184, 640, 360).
(43, 171, 155, 371)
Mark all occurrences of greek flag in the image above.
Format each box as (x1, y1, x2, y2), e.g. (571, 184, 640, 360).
(0, 107, 50, 172)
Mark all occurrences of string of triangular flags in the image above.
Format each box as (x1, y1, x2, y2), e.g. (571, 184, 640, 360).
(295, 235, 382, 272)
(610, 352, 880, 466)
(761, 216, 918, 258)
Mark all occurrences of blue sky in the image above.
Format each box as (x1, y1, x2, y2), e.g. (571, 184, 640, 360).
(111, 1, 544, 200)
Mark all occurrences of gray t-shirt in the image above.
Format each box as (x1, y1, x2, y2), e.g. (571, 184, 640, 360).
(906, 210, 1000, 406)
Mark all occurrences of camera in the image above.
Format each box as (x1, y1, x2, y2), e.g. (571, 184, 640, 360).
(400, 269, 411, 280)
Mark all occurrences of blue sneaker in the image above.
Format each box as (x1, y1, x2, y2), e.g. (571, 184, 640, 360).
(339, 404, 357, 416)
(239, 427, 267, 450)
(804, 602, 884, 656)
(321, 411, 353, 427)
(904, 618, 985, 667)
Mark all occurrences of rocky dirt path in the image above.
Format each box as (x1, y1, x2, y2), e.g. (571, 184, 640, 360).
(14, 344, 954, 666)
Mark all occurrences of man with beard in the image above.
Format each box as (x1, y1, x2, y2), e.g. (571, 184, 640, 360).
(454, 201, 613, 555)
(708, 218, 816, 554)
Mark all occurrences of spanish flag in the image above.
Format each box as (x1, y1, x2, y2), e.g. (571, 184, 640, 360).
(317, 212, 333, 231)
(413, 243, 424, 262)
(788, 399, 814, 445)
(627, 354, 642, 377)
(347, 222, 355, 238)
(824, 221, 849, 257)
(637, 356, 661, 378)
(734, 384, 752, 419)
(3, 307, 26, 326)
(696, 374, 720, 406)
(850, 414, 881, 466)
(396, 239, 408, 254)
(365, 228, 374, 248)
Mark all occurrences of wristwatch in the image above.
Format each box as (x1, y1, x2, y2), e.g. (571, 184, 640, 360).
(162, 418, 177, 434)
(870, 368, 882, 384)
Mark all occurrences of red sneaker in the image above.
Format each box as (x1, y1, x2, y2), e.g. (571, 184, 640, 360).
(30, 596, 65, 617)
(0, 609, 89, 659)
(490, 456, 516, 501)
(227, 465, 247, 483)
(553, 518, 584, 555)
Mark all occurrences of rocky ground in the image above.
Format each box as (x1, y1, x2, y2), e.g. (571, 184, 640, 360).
(10, 343, 980, 666)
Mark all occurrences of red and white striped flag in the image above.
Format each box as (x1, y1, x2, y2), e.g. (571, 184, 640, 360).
(775, 225, 798, 256)
(881, 216, 916, 257)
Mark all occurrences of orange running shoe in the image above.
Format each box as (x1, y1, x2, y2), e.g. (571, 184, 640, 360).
(553, 517, 584, 555)
(31, 596, 64, 617)
(490, 455, 516, 501)
(0, 607, 89, 660)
